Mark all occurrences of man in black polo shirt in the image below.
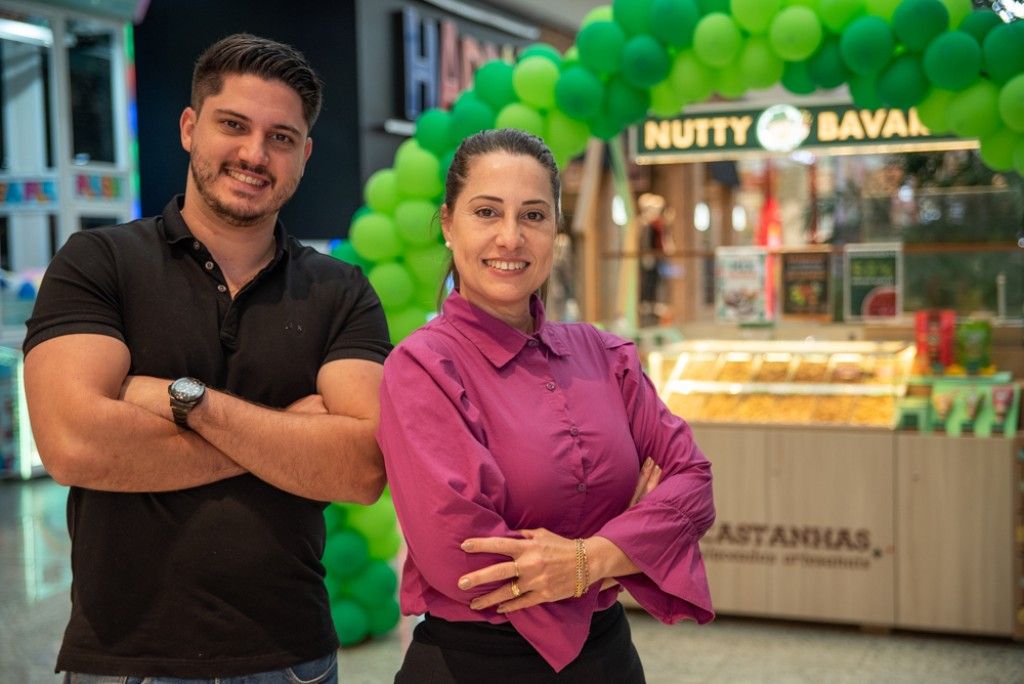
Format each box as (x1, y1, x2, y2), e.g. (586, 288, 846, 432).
(23, 34, 391, 682)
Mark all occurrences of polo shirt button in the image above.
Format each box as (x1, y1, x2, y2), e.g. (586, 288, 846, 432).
(204, 261, 215, 270)
(192, 240, 201, 250)
(576, 483, 586, 493)
(545, 381, 556, 391)
(569, 426, 579, 437)
(527, 339, 538, 347)
(217, 284, 227, 293)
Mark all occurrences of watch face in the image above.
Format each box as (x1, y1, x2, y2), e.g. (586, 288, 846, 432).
(170, 377, 205, 402)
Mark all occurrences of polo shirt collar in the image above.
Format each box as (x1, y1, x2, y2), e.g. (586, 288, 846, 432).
(441, 289, 570, 368)
(161, 195, 290, 263)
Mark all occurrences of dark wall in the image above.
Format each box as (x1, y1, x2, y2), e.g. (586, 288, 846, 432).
(134, 0, 360, 240)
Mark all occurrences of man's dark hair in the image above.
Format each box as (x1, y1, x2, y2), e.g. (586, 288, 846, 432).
(191, 33, 323, 129)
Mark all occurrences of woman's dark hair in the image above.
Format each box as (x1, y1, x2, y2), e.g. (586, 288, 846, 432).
(438, 128, 561, 307)
(191, 33, 323, 129)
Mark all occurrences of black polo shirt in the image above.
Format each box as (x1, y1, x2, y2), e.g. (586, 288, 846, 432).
(24, 196, 391, 677)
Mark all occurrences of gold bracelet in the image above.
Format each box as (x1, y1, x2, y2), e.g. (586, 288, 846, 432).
(573, 538, 590, 598)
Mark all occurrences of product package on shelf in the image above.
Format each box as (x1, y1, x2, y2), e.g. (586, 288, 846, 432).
(649, 340, 916, 429)
(915, 375, 1021, 438)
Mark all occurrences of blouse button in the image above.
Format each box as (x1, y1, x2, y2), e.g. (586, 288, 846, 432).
(204, 260, 215, 271)
(569, 426, 579, 437)
(576, 483, 587, 493)
(545, 381, 556, 391)
(527, 339, 538, 347)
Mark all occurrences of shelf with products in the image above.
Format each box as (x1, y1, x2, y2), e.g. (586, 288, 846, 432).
(649, 340, 916, 429)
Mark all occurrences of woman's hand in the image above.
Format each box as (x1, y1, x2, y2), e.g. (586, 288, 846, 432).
(631, 457, 661, 507)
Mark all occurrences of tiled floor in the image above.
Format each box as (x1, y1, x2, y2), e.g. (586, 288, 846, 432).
(2, 478, 1022, 683)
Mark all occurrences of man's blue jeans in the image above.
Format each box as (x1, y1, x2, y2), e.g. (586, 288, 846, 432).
(62, 650, 338, 684)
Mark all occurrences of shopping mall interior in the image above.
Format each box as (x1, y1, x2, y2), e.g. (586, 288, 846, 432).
(1, 0, 1023, 682)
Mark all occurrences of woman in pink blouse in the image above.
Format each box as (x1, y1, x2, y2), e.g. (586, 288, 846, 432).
(377, 129, 715, 682)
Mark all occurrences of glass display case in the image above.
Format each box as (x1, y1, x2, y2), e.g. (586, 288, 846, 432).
(649, 340, 917, 429)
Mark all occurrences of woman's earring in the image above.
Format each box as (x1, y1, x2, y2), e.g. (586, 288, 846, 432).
(444, 241, 452, 249)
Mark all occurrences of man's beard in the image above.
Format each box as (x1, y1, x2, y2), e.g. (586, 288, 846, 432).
(189, 156, 299, 227)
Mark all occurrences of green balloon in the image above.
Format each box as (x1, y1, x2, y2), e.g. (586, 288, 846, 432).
(348, 498, 397, 541)
(519, 43, 562, 65)
(386, 305, 430, 343)
(368, 262, 414, 310)
(699, 0, 730, 11)
(348, 560, 399, 609)
(782, 0, 820, 6)
(864, 0, 899, 19)
(323, 503, 348, 536)
(808, 38, 851, 89)
(364, 169, 399, 215)
(819, 0, 865, 33)
(892, 0, 949, 52)
(982, 22, 1024, 86)
(366, 598, 401, 637)
(577, 20, 627, 75)
(449, 93, 496, 144)
(546, 109, 592, 157)
(731, 0, 782, 35)
(849, 73, 884, 108)
(563, 46, 580, 69)
(439, 150, 454, 187)
(915, 87, 954, 133)
(582, 5, 614, 26)
(496, 102, 546, 137)
(613, 0, 656, 36)
(474, 60, 517, 111)
(395, 143, 442, 199)
(959, 10, 1001, 46)
(839, 16, 894, 75)
(769, 6, 824, 61)
(877, 54, 929, 108)
(513, 56, 560, 109)
(739, 36, 785, 89)
(331, 599, 369, 646)
(331, 239, 372, 272)
(670, 49, 716, 102)
(605, 76, 651, 127)
(349, 213, 402, 263)
(946, 79, 1002, 138)
(1014, 137, 1024, 175)
(782, 60, 817, 94)
(555, 66, 605, 120)
(414, 108, 453, 157)
(694, 14, 744, 68)
(367, 527, 403, 560)
(588, 110, 624, 140)
(323, 529, 370, 580)
(939, 0, 972, 29)
(622, 34, 672, 88)
(998, 74, 1024, 133)
(651, 0, 701, 48)
(979, 127, 1020, 171)
(404, 244, 450, 288)
(923, 31, 981, 91)
(394, 200, 440, 247)
(714, 66, 748, 99)
(649, 79, 685, 116)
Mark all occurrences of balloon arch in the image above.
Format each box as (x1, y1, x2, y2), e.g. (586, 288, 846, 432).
(323, 0, 1024, 645)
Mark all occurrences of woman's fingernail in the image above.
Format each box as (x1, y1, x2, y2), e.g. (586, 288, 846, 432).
(461, 541, 472, 551)
(496, 606, 507, 614)
(458, 577, 470, 589)
(470, 601, 480, 610)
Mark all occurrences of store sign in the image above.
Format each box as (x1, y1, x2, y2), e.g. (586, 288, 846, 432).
(844, 243, 903, 320)
(401, 7, 517, 120)
(780, 249, 832, 321)
(0, 178, 58, 207)
(715, 246, 770, 324)
(633, 102, 970, 163)
(75, 173, 123, 200)
(701, 520, 884, 570)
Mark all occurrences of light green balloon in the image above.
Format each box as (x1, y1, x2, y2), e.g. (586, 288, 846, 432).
(1014, 137, 1024, 176)
(368, 262, 414, 310)
(715, 66, 748, 99)
(394, 200, 440, 247)
(512, 56, 560, 109)
(670, 49, 716, 103)
(915, 88, 954, 134)
(649, 79, 685, 117)
(946, 79, 1002, 138)
(349, 213, 402, 263)
(496, 102, 546, 138)
(363, 169, 399, 216)
(582, 5, 614, 26)
(694, 14, 744, 68)
(978, 127, 1020, 171)
(940, 0, 972, 28)
(769, 6, 823, 62)
(739, 36, 785, 89)
(404, 244, 450, 288)
(998, 74, 1024, 133)
(386, 305, 430, 344)
(546, 109, 592, 158)
(731, 0, 782, 35)
(818, 0, 866, 33)
(864, 0, 899, 19)
(395, 142, 442, 200)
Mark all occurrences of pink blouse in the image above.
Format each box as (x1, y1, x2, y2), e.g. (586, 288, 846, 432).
(377, 291, 714, 672)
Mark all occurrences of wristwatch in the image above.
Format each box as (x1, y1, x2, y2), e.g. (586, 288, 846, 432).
(168, 377, 206, 428)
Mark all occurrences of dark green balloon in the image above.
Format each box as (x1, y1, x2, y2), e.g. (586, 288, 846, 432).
(605, 76, 651, 127)
(366, 598, 401, 636)
(555, 66, 605, 120)
(651, 0, 701, 48)
(782, 60, 817, 95)
(923, 31, 981, 91)
(877, 54, 929, 108)
(448, 92, 495, 143)
(473, 60, 517, 110)
(613, 0, 657, 36)
(577, 20, 627, 75)
(323, 529, 370, 580)
(849, 73, 884, 109)
(839, 16, 894, 75)
(330, 599, 369, 646)
(959, 10, 1002, 46)
(891, 0, 949, 52)
(698, 0, 730, 12)
(621, 34, 672, 88)
(808, 38, 852, 89)
(348, 560, 399, 610)
(414, 108, 453, 156)
(982, 22, 1024, 86)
